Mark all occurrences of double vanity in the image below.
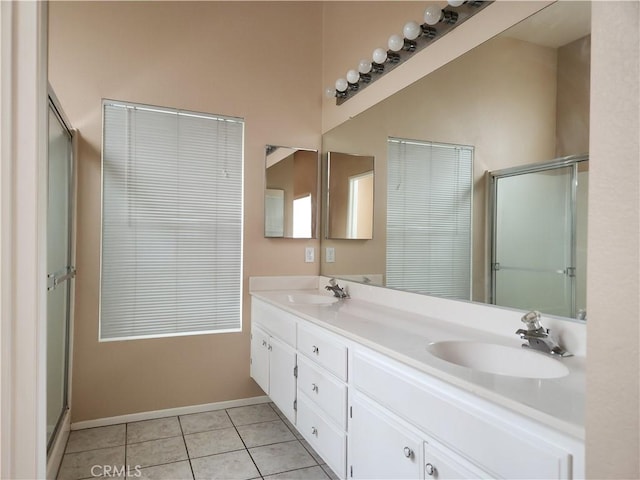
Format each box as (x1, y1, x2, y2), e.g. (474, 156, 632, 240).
(249, 276, 585, 480)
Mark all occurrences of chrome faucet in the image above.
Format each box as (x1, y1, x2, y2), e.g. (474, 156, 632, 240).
(515, 311, 573, 357)
(325, 278, 349, 299)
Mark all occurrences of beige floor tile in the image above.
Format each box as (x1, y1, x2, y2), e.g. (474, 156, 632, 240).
(127, 417, 182, 444)
(249, 440, 317, 476)
(179, 410, 232, 435)
(65, 424, 126, 454)
(191, 450, 260, 480)
(236, 420, 295, 448)
(265, 465, 330, 480)
(226, 404, 279, 426)
(126, 436, 188, 468)
(56, 446, 124, 480)
(321, 464, 339, 480)
(138, 460, 193, 480)
(184, 427, 244, 459)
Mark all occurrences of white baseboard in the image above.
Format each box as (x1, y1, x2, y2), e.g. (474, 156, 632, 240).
(47, 408, 71, 480)
(70, 395, 271, 431)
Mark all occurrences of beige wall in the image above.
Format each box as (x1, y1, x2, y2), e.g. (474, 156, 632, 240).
(586, 2, 639, 478)
(48, 1, 322, 422)
(556, 35, 590, 157)
(322, 36, 558, 301)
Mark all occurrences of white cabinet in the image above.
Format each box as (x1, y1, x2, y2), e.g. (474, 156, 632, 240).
(250, 325, 270, 394)
(296, 323, 348, 479)
(348, 392, 422, 480)
(250, 299, 297, 424)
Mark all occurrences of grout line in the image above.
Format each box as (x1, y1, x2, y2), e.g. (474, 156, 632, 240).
(177, 415, 196, 480)
(225, 408, 264, 478)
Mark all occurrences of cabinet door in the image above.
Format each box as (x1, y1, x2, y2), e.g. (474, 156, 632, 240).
(349, 393, 422, 480)
(250, 325, 270, 394)
(269, 335, 297, 423)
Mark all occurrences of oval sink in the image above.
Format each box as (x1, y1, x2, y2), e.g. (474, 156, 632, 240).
(287, 293, 339, 306)
(426, 341, 569, 379)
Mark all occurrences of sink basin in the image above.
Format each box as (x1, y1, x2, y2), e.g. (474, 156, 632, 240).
(426, 341, 569, 379)
(287, 293, 339, 306)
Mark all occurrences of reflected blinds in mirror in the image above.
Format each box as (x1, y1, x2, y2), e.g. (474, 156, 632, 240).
(100, 101, 244, 340)
(386, 139, 473, 299)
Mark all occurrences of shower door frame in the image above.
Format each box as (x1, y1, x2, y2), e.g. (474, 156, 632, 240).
(46, 90, 75, 454)
(488, 154, 589, 319)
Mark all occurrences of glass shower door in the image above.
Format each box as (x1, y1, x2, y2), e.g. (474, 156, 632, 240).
(47, 102, 73, 449)
(492, 166, 574, 317)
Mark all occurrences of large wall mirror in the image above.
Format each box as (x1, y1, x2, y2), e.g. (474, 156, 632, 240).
(326, 152, 375, 240)
(320, 1, 591, 321)
(265, 146, 319, 238)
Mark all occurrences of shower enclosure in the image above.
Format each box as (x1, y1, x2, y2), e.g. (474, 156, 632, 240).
(489, 155, 588, 319)
(47, 93, 75, 450)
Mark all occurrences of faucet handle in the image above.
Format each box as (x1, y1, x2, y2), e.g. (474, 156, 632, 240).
(521, 310, 542, 331)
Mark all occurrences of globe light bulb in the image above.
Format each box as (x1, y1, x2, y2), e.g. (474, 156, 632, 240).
(346, 69, 360, 84)
(448, 0, 465, 6)
(335, 78, 348, 92)
(403, 21, 422, 41)
(324, 87, 335, 99)
(424, 5, 443, 25)
(388, 34, 404, 52)
(358, 59, 372, 74)
(372, 47, 387, 64)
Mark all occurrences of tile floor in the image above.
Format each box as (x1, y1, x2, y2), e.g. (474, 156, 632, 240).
(57, 403, 339, 480)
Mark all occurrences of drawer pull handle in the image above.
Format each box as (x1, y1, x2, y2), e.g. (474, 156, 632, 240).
(403, 447, 413, 458)
(311, 427, 318, 436)
(312, 345, 319, 354)
(425, 463, 436, 476)
(312, 383, 318, 393)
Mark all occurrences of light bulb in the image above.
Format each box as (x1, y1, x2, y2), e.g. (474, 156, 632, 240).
(324, 87, 335, 99)
(424, 5, 443, 25)
(372, 47, 387, 64)
(335, 78, 348, 92)
(388, 34, 404, 52)
(403, 21, 421, 40)
(358, 58, 372, 74)
(448, 0, 465, 6)
(346, 69, 360, 84)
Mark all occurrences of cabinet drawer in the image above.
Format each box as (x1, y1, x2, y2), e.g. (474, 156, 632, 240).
(424, 440, 491, 479)
(298, 324, 347, 381)
(352, 349, 572, 479)
(297, 355, 347, 429)
(297, 393, 346, 480)
(251, 298, 297, 347)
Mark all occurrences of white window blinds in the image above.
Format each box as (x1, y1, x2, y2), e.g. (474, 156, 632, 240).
(100, 100, 244, 341)
(386, 138, 473, 299)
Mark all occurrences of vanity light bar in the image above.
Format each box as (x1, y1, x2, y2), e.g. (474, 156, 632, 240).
(328, 1, 493, 105)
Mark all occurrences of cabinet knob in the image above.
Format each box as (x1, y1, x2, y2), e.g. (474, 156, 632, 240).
(403, 447, 413, 458)
(425, 463, 436, 476)
(311, 427, 318, 436)
(262, 340, 267, 347)
(268, 344, 272, 351)
(312, 345, 319, 354)
(312, 383, 318, 393)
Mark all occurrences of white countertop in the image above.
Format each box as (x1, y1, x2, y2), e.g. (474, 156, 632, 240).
(250, 278, 585, 441)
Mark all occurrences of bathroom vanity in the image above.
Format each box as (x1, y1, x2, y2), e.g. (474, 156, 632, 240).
(249, 276, 585, 479)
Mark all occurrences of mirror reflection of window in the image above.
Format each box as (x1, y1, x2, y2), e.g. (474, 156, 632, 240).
(386, 138, 473, 299)
(347, 172, 374, 239)
(265, 189, 285, 237)
(292, 194, 312, 238)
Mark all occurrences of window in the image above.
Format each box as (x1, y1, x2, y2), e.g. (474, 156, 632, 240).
(386, 138, 473, 299)
(292, 194, 312, 238)
(100, 100, 244, 341)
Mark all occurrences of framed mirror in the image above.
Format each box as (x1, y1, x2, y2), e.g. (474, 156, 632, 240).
(326, 152, 375, 240)
(264, 145, 319, 239)
(320, 1, 591, 321)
